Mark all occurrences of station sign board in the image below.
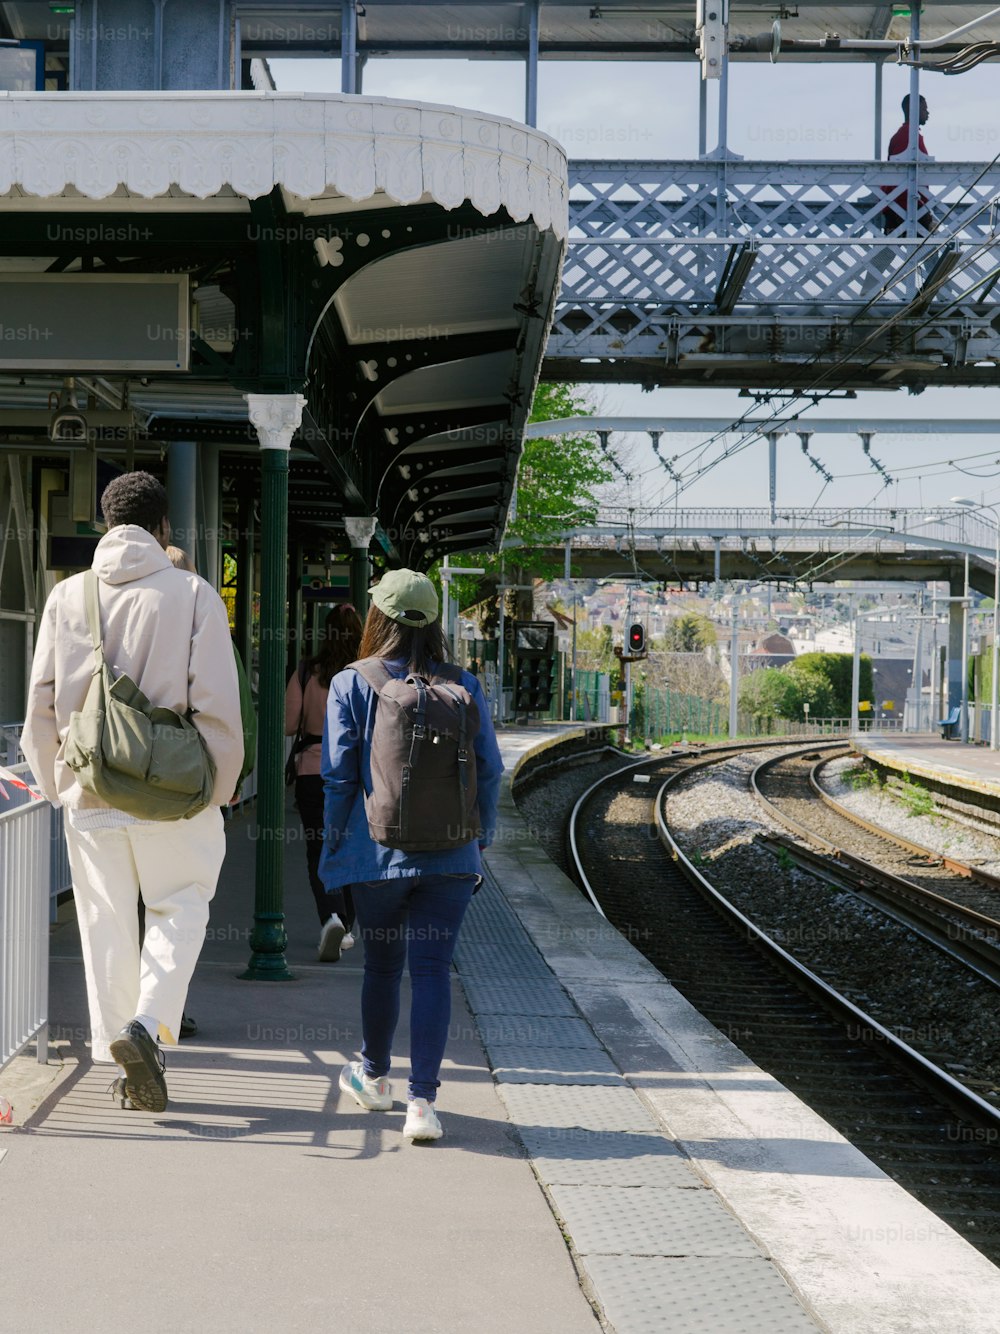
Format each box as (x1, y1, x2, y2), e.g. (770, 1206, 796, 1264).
(0, 274, 190, 371)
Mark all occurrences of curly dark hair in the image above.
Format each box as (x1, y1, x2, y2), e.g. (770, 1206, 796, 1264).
(100, 471, 169, 533)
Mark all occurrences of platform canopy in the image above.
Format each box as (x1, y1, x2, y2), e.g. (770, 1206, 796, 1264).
(0, 91, 567, 568)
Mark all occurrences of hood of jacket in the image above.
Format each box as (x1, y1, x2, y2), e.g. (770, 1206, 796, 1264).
(92, 525, 171, 585)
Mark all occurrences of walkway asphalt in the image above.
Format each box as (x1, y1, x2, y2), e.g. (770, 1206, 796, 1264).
(0, 775, 598, 1334)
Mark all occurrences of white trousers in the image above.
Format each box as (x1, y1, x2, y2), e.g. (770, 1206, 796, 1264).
(63, 807, 226, 1062)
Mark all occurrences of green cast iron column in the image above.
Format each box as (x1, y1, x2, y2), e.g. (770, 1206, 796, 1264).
(241, 393, 306, 981)
(345, 517, 376, 618)
(350, 547, 369, 615)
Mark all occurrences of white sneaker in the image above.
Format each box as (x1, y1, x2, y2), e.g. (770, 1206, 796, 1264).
(404, 1097, 443, 1141)
(339, 1061, 392, 1111)
(341, 931, 355, 950)
(318, 914, 345, 963)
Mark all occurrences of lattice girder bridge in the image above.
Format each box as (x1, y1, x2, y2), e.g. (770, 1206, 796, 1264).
(509, 506, 1000, 593)
(547, 160, 1000, 391)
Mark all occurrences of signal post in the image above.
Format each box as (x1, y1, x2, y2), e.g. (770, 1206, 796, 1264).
(616, 621, 647, 744)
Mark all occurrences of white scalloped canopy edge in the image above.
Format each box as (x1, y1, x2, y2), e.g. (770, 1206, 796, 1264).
(0, 92, 569, 239)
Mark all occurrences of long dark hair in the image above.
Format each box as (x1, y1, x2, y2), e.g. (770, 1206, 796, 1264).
(357, 604, 451, 675)
(307, 604, 363, 688)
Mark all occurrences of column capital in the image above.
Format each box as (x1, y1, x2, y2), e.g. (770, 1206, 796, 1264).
(245, 393, 307, 451)
(344, 515, 377, 548)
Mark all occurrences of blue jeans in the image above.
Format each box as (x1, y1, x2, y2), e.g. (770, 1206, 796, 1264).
(352, 874, 477, 1102)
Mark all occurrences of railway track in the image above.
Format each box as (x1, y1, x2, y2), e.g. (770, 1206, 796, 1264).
(752, 749, 1000, 987)
(531, 738, 1000, 1263)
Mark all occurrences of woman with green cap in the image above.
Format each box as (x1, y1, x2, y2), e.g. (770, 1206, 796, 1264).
(320, 568, 503, 1141)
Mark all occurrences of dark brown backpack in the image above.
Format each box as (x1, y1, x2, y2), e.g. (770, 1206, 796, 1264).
(352, 657, 481, 852)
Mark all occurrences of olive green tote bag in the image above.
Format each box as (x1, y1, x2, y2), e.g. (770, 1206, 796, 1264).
(62, 571, 215, 820)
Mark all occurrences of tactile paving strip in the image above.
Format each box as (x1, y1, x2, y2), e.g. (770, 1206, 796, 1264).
(453, 938, 548, 976)
(547, 1184, 765, 1259)
(461, 877, 535, 945)
(464, 811, 820, 1332)
(583, 1255, 821, 1333)
(499, 1082, 661, 1133)
(461, 977, 579, 1018)
(516, 1127, 699, 1189)
(473, 1015, 603, 1048)
(487, 1043, 623, 1085)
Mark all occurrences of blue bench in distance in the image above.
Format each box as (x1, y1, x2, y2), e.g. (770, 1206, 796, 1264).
(938, 706, 962, 739)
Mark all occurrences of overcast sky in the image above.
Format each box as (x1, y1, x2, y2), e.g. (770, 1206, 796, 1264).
(271, 54, 1000, 519)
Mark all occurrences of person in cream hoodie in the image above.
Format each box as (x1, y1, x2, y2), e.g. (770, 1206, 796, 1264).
(22, 471, 243, 1112)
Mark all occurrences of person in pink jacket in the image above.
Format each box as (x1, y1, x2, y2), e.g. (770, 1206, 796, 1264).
(285, 603, 362, 962)
(21, 471, 244, 1113)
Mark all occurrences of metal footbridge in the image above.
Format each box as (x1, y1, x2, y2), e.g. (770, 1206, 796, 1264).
(550, 160, 1000, 391)
(510, 504, 1000, 591)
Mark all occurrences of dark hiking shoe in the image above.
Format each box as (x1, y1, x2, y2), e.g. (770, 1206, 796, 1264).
(108, 1076, 138, 1111)
(179, 1012, 198, 1039)
(109, 1022, 168, 1113)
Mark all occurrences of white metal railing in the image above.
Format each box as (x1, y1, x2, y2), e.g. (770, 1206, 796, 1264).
(565, 161, 1000, 310)
(587, 506, 997, 553)
(555, 161, 1000, 371)
(569, 161, 1000, 243)
(0, 766, 50, 1070)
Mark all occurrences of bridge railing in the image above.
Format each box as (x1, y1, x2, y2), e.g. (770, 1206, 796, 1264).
(563, 160, 1000, 317)
(565, 507, 997, 557)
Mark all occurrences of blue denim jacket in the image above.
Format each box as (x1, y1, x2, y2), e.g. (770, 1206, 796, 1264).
(319, 659, 504, 890)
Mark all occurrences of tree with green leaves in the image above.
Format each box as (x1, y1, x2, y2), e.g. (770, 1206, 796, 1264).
(739, 668, 803, 724)
(782, 660, 835, 717)
(785, 652, 871, 718)
(658, 612, 717, 652)
(447, 382, 612, 618)
(576, 624, 617, 674)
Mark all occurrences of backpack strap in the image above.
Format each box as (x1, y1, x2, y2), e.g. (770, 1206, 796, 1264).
(409, 675, 428, 755)
(83, 570, 105, 666)
(440, 684, 471, 795)
(395, 675, 431, 844)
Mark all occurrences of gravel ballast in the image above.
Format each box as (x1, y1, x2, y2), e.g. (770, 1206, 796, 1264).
(819, 753, 1000, 875)
(665, 750, 1000, 1092)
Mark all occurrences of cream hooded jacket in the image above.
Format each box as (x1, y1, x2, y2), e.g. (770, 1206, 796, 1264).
(21, 525, 243, 811)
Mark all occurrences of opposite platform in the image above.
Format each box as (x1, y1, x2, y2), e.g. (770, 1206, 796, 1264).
(854, 732, 1000, 802)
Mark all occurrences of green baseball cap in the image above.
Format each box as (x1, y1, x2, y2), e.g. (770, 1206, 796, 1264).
(371, 568, 439, 627)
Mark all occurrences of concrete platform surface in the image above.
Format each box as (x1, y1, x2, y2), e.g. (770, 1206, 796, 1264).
(0, 767, 598, 1334)
(854, 733, 1000, 800)
(3, 722, 1000, 1333)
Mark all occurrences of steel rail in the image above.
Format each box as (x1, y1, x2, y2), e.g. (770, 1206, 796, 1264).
(751, 750, 1000, 984)
(512, 743, 622, 788)
(565, 736, 842, 921)
(652, 755, 1000, 1135)
(810, 755, 1000, 894)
